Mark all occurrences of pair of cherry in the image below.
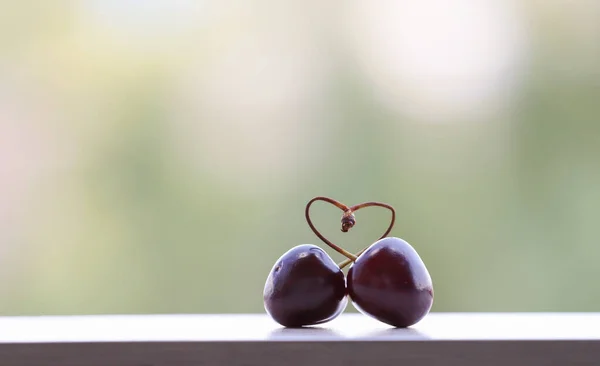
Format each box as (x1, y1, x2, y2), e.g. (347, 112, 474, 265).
(263, 196, 434, 328)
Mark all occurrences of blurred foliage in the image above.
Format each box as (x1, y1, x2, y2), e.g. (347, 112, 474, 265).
(0, 1, 599, 315)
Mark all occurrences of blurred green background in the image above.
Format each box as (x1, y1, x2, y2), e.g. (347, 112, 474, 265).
(1, 1, 599, 315)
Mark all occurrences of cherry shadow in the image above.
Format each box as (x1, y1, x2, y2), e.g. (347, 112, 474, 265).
(363, 327, 431, 340)
(268, 326, 342, 340)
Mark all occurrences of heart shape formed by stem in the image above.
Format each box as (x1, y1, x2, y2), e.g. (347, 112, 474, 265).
(304, 196, 396, 269)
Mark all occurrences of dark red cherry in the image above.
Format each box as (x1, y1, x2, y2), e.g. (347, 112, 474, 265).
(347, 237, 433, 328)
(263, 244, 348, 327)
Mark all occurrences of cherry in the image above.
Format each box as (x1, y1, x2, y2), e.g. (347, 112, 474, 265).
(347, 237, 434, 328)
(304, 196, 434, 328)
(264, 196, 432, 329)
(263, 244, 347, 327)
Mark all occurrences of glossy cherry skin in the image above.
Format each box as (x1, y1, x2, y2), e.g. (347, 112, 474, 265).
(347, 237, 433, 328)
(263, 244, 348, 327)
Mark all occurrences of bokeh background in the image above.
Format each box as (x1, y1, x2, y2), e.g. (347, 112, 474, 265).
(1, 0, 599, 315)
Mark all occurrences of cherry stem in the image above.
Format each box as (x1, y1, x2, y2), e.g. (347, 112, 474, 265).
(305, 197, 357, 261)
(305, 197, 396, 266)
(337, 201, 396, 269)
(338, 248, 366, 269)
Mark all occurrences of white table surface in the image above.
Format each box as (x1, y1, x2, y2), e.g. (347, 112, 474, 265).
(0, 312, 599, 343)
